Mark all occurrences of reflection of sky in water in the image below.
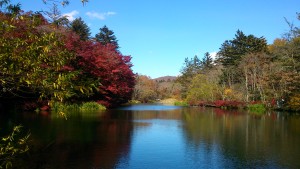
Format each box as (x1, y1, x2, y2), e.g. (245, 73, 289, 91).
(1, 105, 299, 169)
(117, 117, 233, 169)
(114, 106, 300, 169)
(124, 119, 186, 169)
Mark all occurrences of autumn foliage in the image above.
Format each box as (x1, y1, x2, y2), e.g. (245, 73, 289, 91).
(0, 7, 135, 108)
(179, 17, 300, 111)
(64, 33, 135, 107)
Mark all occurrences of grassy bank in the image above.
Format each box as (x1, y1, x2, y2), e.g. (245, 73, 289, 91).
(247, 103, 266, 114)
(159, 98, 188, 106)
(51, 102, 106, 113)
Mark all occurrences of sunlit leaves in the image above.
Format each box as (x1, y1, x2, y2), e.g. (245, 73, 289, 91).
(177, 53, 215, 98)
(1, 4, 134, 108)
(0, 12, 84, 102)
(186, 74, 221, 104)
(63, 27, 134, 107)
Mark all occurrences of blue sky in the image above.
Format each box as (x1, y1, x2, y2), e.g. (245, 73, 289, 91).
(11, 0, 300, 78)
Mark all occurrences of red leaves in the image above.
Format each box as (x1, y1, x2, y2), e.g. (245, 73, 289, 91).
(1, 11, 134, 108)
(189, 100, 245, 109)
(64, 34, 135, 107)
(214, 100, 245, 108)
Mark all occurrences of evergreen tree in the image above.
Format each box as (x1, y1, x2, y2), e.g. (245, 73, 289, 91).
(201, 52, 213, 71)
(6, 3, 21, 15)
(70, 17, 90, 41)
(217, 30, 268, 67)
(177, 55, 202, 98)
(44, 3, 69, 28)
(95, 25, 119, 48)
(216, 30, 268, 88)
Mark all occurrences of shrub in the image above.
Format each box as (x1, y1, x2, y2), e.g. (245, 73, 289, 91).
(51, 102, 106, 113)
(247, 103, 266, 114)
(51, 102, 80, 113)
(214, 100, 244, 109)
(80, 102, 106, 112)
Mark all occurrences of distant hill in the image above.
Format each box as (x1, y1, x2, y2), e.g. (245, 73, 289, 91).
(153, 76, 177, 82)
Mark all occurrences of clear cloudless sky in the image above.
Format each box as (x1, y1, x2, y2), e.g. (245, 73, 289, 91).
(10, 0, 300, 78)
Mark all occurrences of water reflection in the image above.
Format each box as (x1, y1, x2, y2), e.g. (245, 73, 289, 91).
(1, 111, 134, 169)
(181, 107, 300, 169)
(0, 105, 299, 168)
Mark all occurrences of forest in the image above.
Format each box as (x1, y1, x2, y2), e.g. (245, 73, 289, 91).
(1, 1, 300, 169)
(1, 0, 300, 112)
(134, 15, 300, 112)
(0, 0, 135, 110)
(178, 18, 300, 111)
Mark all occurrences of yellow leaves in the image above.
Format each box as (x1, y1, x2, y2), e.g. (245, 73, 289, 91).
(53, 83, 57, 89)
(43, 46, 49, 53)
(222, 88, 243, 101)
(59, 111, 68, 120)
(80, 87, 84, 93)
(0, 79, 5, 84)
(224, 88, 233, 96)
(53, 92, 64, 102)
(186, 74, 221, 102)
(0, 125, 30, 168)
(272, 38, 286, 47)
(288, 94, 300, 111)
(25, 80, 31, 85)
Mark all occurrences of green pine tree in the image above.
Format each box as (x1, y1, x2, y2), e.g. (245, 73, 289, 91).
(70, 17, 90, 41)
(95, 25, 119, 48)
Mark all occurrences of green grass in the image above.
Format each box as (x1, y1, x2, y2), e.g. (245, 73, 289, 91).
(51, 102, 80, 113)
(247, 103, 266, 114)
(80, 102, 106, 112)
(51, 102, 106, 119)
(51, 102, 106, 113)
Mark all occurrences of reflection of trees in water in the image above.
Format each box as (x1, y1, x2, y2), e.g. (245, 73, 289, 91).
(2, 107, 299, 168)
(10, 111, 134, 169)
(130, 109, 183, 120)
(181, 107, 300, 168)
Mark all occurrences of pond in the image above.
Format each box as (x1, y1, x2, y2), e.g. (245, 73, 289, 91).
(1, 104, 300, 169)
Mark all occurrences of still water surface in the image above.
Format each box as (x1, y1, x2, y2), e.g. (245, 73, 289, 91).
(1, 104, 300, 169)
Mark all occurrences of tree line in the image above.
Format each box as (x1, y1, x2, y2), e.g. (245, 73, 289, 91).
(0, 0, 135, 109)
(132, 75, 181, 103)
(177, 14, 300, 111)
